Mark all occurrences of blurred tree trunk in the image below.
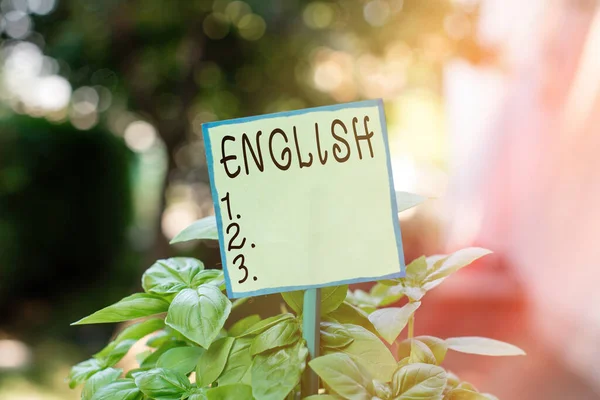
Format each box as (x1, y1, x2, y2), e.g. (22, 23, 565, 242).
(110, 4, 206, 263)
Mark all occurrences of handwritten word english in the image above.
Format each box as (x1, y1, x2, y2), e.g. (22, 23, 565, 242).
(219, 115, 376, 178)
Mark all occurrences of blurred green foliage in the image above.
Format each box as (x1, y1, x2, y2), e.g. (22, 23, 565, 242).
(0, 115, 137, 342)
(35, 0, 477, 164)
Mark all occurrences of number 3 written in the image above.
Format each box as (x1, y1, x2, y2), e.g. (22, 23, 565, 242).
(233, 254, 248, 284)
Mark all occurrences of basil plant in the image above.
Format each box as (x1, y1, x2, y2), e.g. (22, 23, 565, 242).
(68, 216, 524, 400)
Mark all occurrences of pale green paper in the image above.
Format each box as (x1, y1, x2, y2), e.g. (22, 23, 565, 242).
(204, 103, 403, 296)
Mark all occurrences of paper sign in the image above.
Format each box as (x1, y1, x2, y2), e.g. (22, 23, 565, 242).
(203, 99, 405, 298)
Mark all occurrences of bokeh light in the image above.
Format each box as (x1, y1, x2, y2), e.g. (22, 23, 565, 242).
(444, 11, 472, 40)
(195, 62, 222, 88)
(303, 2, 335, 30)
(94, 85, 112, 112)
(313, 60, 343, 92)
(2, 0, 28, 13)
(224, 0, 251, 24)
(69, 108, 97, 130)
(161, 201, 201, 240)
(27, 0, 55, 15)
(203, 12, 229, 40)
(0, 339, 31, 369)
(363, 0, 391, 27)
(124, 120, 158, 153)
(236, 13, 266, 41)
(36, 76, 71, 110)
(1, 41, 71, 112)
(71, 86, 98, 115)
(4, 10, 31, 39)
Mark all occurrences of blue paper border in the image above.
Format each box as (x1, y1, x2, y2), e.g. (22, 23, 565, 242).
(203, 99, 405, 299)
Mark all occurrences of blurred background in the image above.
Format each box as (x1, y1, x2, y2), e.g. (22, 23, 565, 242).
(0, 0, 599, 398)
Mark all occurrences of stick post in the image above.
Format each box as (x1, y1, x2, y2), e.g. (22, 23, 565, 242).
(301, 288, 321, 396)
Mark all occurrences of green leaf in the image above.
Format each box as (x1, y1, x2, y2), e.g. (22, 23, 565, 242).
(95, 318, 165, 360)
(140, 341, 188, 368)
(425, 255, 447, 272)
(370, 283, 404, 307)
(370, 283, 391, 298)
(98, 339, 137, 367)
(217, 338, 253, 386)
(321, 285, 349, 314)
(188, 393, 209, 400)
(400, 257, 429, 302)
(170, 216, 219, 244)
(392, 363, 446, 399)
(373, 380, 392, 399)
(405, 256, 428, 284)
(206, 384, 253, 400)
(147, 331, 174, 349)
(320, 322, 354, 350)
(395, 191, 427, 213)
(423, 248, 492, 290)
(415, 336, 447, 365)
(445, 388, 499, 400)
(94, 321, 168, 367)
(456, 382, 478, 392)
(134, 368, 191, 400)
(90, 379, 143, 400)
(368, 302, 420, 345)
(397, 357, 410, 370)
(251, 340, 308, 400)
(82, 368, 123, 400)
(232, 297, 249, 310)
(72, 293, 170, 325)
(445, 337, 526, 356)
(309, 353, 372, 400)
(68, 358, 103, 388)
(324, 302, 377, 335)
(402, 286, 426, 302)
(408, 340, 437, 365)
(445, 371, 461, 389)
(304, 396, 344, 399)
(228, 314, 261, 337)
(112, 318, 166, 345)
(156, 346, 204, 375)
(125, 368, 151, 379)
(398, 336, 447, 365)
(281, 285, 348, 315)
(325, 324, 397, 382)
(346, 290, 379, 313)
(196, 337, 235, 387)
(237, 313, 294, 337)
(142, 257, 205, 295)
(250, 318, 300, 355)
(165, 286, 232, 348)
(191, 269, 225, 288)
(281, 291, 303, 314)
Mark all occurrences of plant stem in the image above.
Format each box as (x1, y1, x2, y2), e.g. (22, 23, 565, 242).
(408, 313, 415, 340)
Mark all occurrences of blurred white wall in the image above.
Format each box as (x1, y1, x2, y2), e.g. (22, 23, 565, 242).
(443, 0, 600, 389)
